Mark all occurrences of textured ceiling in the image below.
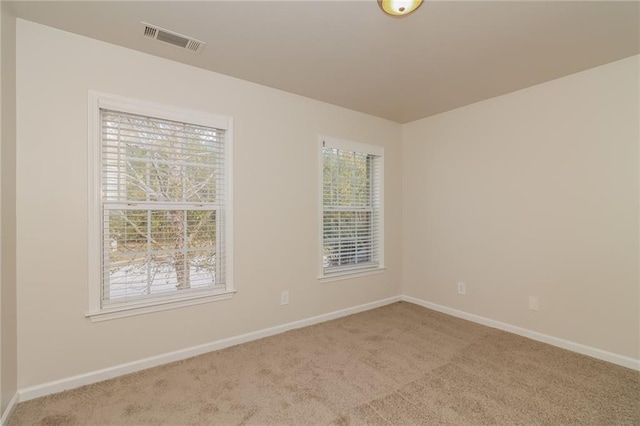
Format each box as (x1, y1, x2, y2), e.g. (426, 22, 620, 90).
(8, 1, 640, 123)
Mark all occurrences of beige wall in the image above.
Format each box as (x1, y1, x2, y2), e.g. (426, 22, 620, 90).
(13, 16, 640, 394)
(15, 20, 403, 389)
(402, 55, 640, 360)
(1, 1, 18, 415)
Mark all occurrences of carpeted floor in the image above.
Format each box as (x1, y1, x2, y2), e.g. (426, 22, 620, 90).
(8, 302, 640, 425)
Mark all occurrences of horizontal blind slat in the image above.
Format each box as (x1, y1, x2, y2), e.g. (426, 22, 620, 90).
(322, 144, 382, 272)
(100, 108, 227, 305)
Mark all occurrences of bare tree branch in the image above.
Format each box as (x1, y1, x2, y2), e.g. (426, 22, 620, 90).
(116, 211, 159, 246)
(187, 211, 213, 246)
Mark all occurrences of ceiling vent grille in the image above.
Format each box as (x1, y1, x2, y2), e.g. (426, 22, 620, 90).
(141, 22, 205, 54)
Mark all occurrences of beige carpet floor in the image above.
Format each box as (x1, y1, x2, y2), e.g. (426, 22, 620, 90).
(8, 302, 640, 425)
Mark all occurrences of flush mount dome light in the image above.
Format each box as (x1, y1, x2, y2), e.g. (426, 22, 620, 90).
(378, 0, 423, 17)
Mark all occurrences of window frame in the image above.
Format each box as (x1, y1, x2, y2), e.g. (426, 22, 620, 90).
(318, 135, 385, 282)
(87, 91, 234, 321)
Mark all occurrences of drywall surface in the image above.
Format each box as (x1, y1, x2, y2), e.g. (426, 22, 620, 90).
(1, 2, 18, 415)
(402, 55, 640, 360)
(16, 20, 402, 388)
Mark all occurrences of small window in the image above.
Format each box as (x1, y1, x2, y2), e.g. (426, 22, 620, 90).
(320, 136, 384, 280)
(88, 92, 234, 320)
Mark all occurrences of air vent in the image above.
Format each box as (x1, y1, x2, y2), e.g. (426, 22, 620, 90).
(141, 22, 205, 54)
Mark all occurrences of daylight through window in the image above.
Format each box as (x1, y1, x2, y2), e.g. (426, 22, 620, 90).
(89, 94, 233, 319)
(321, 137, 384, 277)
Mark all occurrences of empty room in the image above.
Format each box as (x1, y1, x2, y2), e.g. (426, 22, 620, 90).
(0, 0, 638, 424)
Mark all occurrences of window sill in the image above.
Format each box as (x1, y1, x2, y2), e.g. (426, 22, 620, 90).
(86, 290, 236, 322)
(319, 267, 386, 283)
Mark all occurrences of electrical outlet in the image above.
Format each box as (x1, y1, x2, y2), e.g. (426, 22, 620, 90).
(280, 291, 289, 305)
(457, 281, 466, 295)
(528, 296, 539, 311)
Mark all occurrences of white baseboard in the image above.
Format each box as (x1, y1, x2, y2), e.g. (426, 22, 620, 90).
(19, 295, 402, 402)
(16, 293, 639, 404)
(0, 392, 19, 426)
(402, 295, 640, 371)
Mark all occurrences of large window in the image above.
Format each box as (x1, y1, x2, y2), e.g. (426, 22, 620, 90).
(88, 93, 233, 320)
(320, 136, 384, 279)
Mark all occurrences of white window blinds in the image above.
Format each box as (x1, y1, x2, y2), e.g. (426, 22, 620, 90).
(100, 109, 227, 307)
(322, 138, 383, 276)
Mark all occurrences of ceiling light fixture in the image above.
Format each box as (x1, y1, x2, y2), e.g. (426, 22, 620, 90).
(378, 0, 423, 17)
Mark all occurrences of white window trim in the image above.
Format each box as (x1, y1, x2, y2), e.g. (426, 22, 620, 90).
(318, 135, 385, 282)
(318, 266, 386, 284)
(87, 91, 234, 321)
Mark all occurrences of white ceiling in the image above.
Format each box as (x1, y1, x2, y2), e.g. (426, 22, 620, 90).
(8, 1, 640, 123)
